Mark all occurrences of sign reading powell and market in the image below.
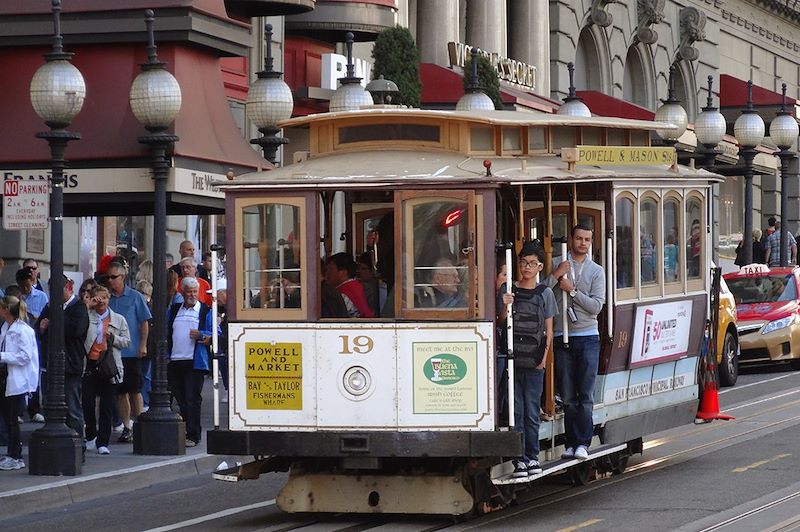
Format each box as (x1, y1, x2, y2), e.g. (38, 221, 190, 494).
(413, 341, 478, 414)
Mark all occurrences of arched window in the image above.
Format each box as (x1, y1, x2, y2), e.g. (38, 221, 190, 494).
(575, 27, 605, 91)
(663, 195, 681, 284)
(640, 195, 659, 286)
(686, 195, 703, 280)
(615, 194, 635, 289)
(623, 46, 650, 109)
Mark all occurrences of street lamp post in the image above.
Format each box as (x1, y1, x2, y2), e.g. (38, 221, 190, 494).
(770, 83, 799, 267)
(28, 0, 86, 477)
(694, 76, 727, 168)
(247, 23, 293, 165)
(654, 65, 689, 147)
(130, 10, 185, 455)
(733, 81, 766, 266)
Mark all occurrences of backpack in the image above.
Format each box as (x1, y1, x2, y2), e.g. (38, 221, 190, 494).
(511, 284, 548, 368)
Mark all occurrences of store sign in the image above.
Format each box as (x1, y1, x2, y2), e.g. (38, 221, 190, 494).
(244, 342, 303, 410)
(2, 179, 49, 230)
(2, 167, 224, 200)
(630, 300, 693, 367)
(563, 146, 677, 166)
(412, 341, 478, 414)
(321, 53, 373, 90)
(447, 41, 536, 91)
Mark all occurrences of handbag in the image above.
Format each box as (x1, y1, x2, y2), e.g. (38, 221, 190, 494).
(96, 347, 120, 382)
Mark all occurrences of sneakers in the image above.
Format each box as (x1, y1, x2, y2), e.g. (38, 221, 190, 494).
(220, 394, 229, 404)
(118, 427, 133, 443)
(85, 438, 97, 451)
(185, 439, 198, 448)
(112, 423, 124, 434)
(526, 459, 543, 475)
(562, 447, 575, 459)
(574, 446, 589, 461)
(97, 446, 111, 455)
(31, 413, 45, 423)
(511, 460, 529, 478)
(0, 457, 25, 470)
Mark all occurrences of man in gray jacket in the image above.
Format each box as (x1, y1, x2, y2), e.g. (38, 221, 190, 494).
(547, 224, 606, 462)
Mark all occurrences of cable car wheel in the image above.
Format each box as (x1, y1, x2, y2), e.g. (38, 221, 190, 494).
(569, 461, 593, 486)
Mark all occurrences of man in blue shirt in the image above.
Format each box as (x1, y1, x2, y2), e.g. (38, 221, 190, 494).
(17, 267, 48, 320)
(107, 262, 152, 443)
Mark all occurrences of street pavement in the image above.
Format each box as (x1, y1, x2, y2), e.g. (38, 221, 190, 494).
(0, 377, 239, 519)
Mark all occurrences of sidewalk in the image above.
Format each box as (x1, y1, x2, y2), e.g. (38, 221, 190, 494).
(0, 379, 237, 519)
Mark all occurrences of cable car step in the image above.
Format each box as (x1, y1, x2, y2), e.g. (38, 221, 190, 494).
(492, 443, 628, 485)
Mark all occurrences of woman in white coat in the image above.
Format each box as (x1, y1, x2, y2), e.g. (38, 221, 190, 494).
(0, 295, 39, 471)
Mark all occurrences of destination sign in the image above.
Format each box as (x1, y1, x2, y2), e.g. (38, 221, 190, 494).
(562, 146, 677, 166)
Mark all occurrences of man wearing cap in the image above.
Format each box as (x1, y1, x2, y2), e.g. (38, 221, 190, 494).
(38, 275, 89, 454)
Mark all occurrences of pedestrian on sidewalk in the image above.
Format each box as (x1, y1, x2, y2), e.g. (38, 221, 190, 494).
(83, 286, 129, 455)
(167, 277, 216, 447)
(37, 275, 89, 454)
(0, 295, 39, 471)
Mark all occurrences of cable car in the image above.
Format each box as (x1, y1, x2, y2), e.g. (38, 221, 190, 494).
(207, 106, 720, 515)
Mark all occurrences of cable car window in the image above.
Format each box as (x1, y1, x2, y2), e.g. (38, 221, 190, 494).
(551, 127, 577, 151)
(529, 127, 547, 151)
(607, 128, 625, 146)
(615, 196, 634, 288)
(582, 127, 602, 146)
(338, 123, 441, 144)
(640, 197, 658, 285)
(502, 127, 521, 152)
(470, 127, 494, 151)
(405, 199, 469, 311)
(687, 197, 702, 279)
(663, 197, 680, 283)
(240, 203, 302, 311)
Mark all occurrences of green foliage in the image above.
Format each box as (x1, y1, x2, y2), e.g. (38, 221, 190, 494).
(463, 54, 503, 110)
(371, 25, 421, 107)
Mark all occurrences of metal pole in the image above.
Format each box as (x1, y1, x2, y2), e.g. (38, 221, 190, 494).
(28, 131, 82, 476)
(505, 248, 515, 429)
(741, 148, 756, 266)
(780, 151, 791, 267)
(561, 241, 570, 347)
(211, 214, 220, 429)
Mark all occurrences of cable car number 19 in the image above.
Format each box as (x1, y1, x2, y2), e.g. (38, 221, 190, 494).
(339, 335, 374, 355)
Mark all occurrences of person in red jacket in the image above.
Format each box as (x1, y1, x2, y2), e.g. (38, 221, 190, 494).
(324, 253, 374, 318)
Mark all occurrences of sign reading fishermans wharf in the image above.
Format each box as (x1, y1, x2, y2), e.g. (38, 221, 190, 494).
(447, 42, 536, 91)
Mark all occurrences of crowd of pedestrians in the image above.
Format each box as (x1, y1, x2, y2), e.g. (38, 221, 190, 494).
(0, 240, 225, 470)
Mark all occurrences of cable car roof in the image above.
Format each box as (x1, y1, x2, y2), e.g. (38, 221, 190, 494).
(217, 149, 723, 190)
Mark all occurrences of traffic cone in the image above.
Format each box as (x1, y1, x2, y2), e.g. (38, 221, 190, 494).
(695, 366, 734, 421)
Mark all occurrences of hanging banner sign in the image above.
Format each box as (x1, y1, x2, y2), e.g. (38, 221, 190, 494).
(2, 179, 49, 230)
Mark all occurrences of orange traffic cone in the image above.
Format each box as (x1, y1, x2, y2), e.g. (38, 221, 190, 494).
(695, 370, 734, 421)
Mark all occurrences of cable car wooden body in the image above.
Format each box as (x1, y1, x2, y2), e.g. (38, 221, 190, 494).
(207, 107, 720, 515)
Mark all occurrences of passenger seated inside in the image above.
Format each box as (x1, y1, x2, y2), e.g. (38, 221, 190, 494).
(417, 258, 466, 308)
(357, 252, 387, 317)
(325, 252, 375, 318)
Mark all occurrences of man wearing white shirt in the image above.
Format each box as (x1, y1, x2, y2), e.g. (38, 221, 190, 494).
(167, 277, 214, 447)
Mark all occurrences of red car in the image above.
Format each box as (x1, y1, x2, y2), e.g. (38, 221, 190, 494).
(723, 264, 800, 365)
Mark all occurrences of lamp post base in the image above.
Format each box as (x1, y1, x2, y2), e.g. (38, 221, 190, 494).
(28, 426, 82, 476)
(133, 410, 186, 455)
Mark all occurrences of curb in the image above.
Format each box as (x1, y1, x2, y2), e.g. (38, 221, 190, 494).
(0, 453, 235, 519)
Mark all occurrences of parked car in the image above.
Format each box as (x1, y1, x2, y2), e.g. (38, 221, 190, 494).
(723, 264, 800, 367)
(717, 276, 739, 387)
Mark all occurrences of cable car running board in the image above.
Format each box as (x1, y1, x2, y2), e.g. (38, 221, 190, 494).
(492, 443, 628, 485)
(212, 456, 285, 483)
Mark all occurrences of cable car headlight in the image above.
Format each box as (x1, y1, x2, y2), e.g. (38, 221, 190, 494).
(343, 366, 371, 396)
(762, 315, 795, 335)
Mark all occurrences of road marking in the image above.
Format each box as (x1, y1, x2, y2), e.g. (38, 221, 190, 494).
(726, 389, 800, 411)
(720, 373, 799, 395)
(556, 518, 603, 532)
(141, 499, 276, 531)
(732, 453, 791, 473)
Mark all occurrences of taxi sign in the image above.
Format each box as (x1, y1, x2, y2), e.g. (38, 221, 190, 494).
(739, 263, 770, 275)
(2, 180, 49, 230)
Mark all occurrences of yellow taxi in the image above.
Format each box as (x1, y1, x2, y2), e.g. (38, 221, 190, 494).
(717, 276, 739, 387)
(723, 263, 800, 369)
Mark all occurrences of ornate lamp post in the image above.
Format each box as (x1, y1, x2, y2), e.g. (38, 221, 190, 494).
(654, 65, 688, 146)
(556, 62, 591, 117)
(456, 48, 494, 111)
(770, 83, 799, 267)
(733, 81, 766, 266)
(694, 75, 727, 168)
(247, 23, 293, 165)
(28, 0, 86, 477)
(329, 32, 373, 112)
(130, 10, 185, 455)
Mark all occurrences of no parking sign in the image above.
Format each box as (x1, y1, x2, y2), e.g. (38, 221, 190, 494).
(2, 180, 49, 230)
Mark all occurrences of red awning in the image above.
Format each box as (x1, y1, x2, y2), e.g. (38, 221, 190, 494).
(576, 90, 655, 121)
(0, 43, 268, 171)
(719, 74, 796, 108)
(420, 63, 558, 113)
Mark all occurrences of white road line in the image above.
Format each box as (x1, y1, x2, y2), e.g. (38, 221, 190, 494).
(725, 389, 800, 411)
(719, 373, 799, 395)
(142, 498, 277, 532)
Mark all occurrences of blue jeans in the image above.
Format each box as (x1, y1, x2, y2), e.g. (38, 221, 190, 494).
(496, 354, 508, 424)
(513, 366, 544, 461)
(555, 335, 600, 449)
(65, 374, 85, 444)
(141, 358, 152, 407)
